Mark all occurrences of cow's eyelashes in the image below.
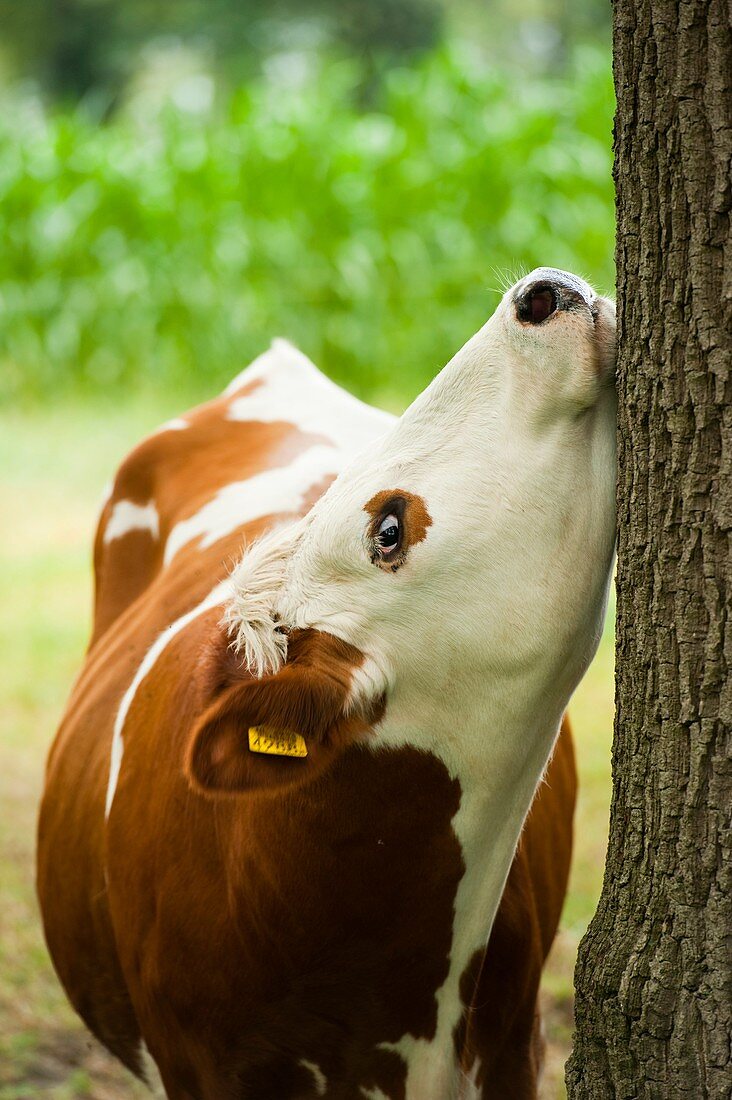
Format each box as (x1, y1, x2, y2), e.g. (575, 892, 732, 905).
(376, 514, 400, 555)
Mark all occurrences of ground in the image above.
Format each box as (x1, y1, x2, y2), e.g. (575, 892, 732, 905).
(0, 399, 614, 1099)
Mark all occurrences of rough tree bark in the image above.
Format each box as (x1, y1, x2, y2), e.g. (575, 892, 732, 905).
(566, 1, 731, 1097)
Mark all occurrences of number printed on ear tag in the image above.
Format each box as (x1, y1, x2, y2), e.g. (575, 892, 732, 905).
(248, 726, 308, 758)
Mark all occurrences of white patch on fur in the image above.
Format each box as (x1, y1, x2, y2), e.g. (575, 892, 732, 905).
(105, 579, 232, 817)
(299, 1059, 327, 1096)
(360, 1088, 391, 1100)
(461, 1056, 482, 1099)
(156, 417, 188, 432)
(139, 1041, 166, 1096)
(104, 499, 160, 543)
(347, 654, 392, 711)
(225, 338, 394, 452)
(147, 343, 395, 572)
(163, 444, 339, 566)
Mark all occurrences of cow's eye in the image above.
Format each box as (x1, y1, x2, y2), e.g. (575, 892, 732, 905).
(377, 514, 400, 554)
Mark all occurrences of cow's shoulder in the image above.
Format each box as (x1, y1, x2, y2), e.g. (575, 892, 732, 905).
(223, 338, 395, 451)
(90, 342, 394, 647)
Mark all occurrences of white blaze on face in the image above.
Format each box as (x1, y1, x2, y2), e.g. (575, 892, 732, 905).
(230, 267, 616, 703)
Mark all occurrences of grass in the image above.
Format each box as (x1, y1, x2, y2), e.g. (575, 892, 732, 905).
(0, 395, 614, 1098)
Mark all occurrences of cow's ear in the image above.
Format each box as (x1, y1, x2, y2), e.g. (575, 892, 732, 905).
(186, 629, 384, 796)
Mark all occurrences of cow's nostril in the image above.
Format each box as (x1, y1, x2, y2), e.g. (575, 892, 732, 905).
(516, 285, 558, 325)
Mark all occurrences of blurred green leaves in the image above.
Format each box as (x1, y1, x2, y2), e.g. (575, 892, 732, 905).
(0, 45, 615, 409)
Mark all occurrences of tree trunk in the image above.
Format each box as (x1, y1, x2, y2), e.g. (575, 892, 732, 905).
(566, 1, 731, 1097)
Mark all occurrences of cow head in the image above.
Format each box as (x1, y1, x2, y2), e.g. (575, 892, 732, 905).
(187, 269, 616, 795)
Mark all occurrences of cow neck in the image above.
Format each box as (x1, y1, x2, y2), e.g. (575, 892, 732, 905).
(367, 685, 565, 1096)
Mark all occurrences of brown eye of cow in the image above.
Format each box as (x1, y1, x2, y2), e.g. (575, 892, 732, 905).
(377, 514, 400, 554)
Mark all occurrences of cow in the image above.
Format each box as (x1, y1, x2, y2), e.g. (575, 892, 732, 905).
(37, 268, 616, 1100)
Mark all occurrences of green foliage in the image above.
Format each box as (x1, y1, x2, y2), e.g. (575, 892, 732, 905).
(0, 45, 614, 408)
(0, 0, 444, 102)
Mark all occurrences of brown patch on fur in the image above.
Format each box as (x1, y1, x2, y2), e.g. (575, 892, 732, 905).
(114, 660, 463, 1096)
(364, 489, 433, 572)
(187, 628, 386, 795)
(300, 473, 337, 512)
(225, 376, 265, 400)
(364, 489, 432, 546)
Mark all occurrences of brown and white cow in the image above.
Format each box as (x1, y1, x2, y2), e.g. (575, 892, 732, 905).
(37, 269, 616, 1099)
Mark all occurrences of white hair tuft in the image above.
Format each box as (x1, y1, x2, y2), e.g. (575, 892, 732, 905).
(222, 524, 302, 678)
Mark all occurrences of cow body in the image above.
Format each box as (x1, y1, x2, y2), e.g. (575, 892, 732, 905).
(39, 271, 615, 1099)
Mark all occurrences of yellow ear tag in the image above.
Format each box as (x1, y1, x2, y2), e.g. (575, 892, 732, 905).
(248, 726, 308, 759)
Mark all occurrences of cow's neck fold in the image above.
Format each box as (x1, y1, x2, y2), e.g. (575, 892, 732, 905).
(371, 692, 563, 1097)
